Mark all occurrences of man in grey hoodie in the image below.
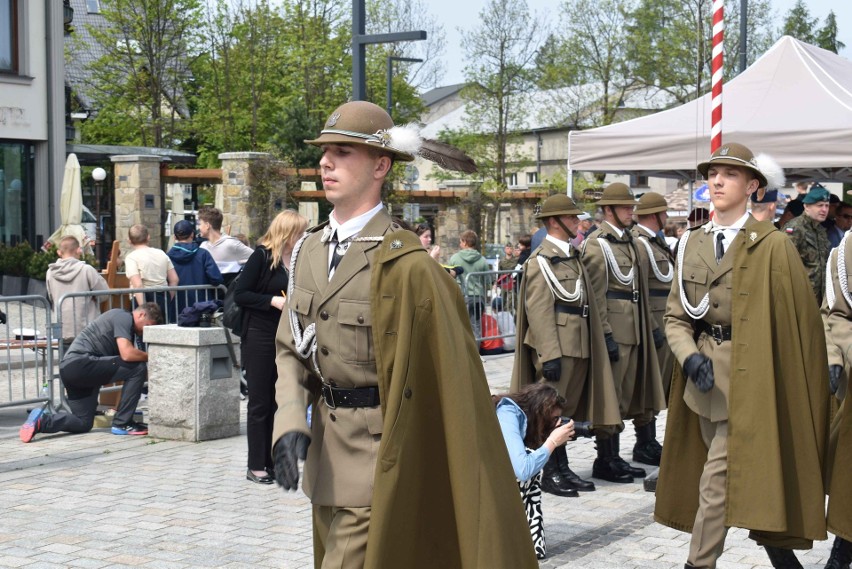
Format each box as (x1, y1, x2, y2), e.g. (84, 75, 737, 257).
(46, 236, 109, 342)
(449, 230, 492, 340)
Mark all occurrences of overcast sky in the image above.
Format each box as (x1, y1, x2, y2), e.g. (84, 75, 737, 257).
(426, 0, 852, 88)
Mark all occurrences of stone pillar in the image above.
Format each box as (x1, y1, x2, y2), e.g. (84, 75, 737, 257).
(144, 325, 241, 442)
(218, 152, 271, 239)
(110, 155, 164, 256)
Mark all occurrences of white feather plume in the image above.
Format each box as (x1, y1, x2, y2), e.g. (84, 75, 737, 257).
(386, 123, 423, 156)
(754, 153, 786, 189)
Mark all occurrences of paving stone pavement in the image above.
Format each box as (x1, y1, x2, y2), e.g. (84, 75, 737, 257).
(0, 353, 833, 568)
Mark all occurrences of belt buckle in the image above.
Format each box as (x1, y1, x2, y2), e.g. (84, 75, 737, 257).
(321, 384, 337, 409)
(711, 324, 724, 345)
(582, 305, 589, 318)
(632, 290, 639, 303)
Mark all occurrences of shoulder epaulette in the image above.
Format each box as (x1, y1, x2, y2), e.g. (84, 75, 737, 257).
(687, 221, 709, 232)
(306, 220, 330, 234)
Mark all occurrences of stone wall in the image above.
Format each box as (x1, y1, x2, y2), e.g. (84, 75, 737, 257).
(219, 152, 273, 239)
(110, 155, 164, 257)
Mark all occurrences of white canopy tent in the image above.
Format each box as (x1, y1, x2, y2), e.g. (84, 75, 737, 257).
(567, 36, 852, 185)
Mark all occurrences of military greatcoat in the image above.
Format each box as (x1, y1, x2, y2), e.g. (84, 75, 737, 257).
(820, 233, 852, 542)
(783, 213, 830, 306)
(273, 211, 538, 568)
(511, 238, 621, 427)
(656, 216, 830, 548)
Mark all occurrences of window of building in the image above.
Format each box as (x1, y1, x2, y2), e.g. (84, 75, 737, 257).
(86, 0, 101, 14)
(526, 171, 539, 185)
(631, 174, 649, 188)
(0, 0, 18, 73)
(0, 141, 35, 245)
(506, 173, 518, 187)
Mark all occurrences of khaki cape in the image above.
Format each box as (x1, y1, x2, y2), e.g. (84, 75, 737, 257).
(820, 236, 852, 542)
(510, 245, 622, 427)
(364, 231, 538, 568)
(655, 221, 830, 549)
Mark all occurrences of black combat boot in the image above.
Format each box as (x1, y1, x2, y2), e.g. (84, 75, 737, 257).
(612, 433, 647, 479)
(826, 537, 852, 569)
(540, 451, 579, 497)
(632, 420, 662, 466)
(764, 545, 803, 569)
(592, 436, 633, 483)
(555, 443, 595, 491)
(643, 467, 659, 492)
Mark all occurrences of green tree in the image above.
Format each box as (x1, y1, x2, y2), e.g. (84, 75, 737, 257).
(458, 0, 545, 239)
(77, 0, 201, 148)
(781, 0, 817, 43)
(815, 11, 846, 53)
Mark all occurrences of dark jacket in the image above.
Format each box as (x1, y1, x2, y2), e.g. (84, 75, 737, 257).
(167, 241, 223, 313)
(234, 245, 288, 331)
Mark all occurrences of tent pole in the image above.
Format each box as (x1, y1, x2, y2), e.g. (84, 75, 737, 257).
(688, 179, 694, 218)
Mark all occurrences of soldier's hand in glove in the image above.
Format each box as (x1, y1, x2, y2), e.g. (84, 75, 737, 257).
(829, 365, 843, 395)
(652, 328, 666, 349)
(541, 358, 562, 382)
(683, 353, 715, 393)
(273, 431, 311, 491)
(604, 333, 620, 362)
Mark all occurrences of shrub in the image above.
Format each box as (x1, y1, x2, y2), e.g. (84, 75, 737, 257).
(0, 242, 35, 276)
(27, 243, 59, 281)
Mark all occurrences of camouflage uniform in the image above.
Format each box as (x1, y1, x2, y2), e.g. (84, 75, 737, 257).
(783, 214, 830, 305)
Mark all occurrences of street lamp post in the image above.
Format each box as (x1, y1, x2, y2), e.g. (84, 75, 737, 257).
(92, 167, 106, 266)
(386, 56, 423, 119)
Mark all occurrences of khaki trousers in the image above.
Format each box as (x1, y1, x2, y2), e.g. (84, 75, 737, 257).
(313, 504, 371, 569)
(688, 418, 729, 569)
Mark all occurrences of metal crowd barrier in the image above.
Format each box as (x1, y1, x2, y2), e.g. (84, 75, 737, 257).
(0, 295, 59, 412)
(51, 284, 228, 410)
(460, 270, 522, 345)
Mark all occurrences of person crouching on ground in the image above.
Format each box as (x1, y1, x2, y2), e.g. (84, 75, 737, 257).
(20, 303, 163, 442)
(494, 383, 577, 560)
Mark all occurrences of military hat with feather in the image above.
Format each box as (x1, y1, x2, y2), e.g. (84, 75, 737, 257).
(306, 101, 477, 173)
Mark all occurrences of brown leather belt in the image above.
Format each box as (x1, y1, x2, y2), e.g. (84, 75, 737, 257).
(321, 384, 381, 409)
(695, 321, 732, 345)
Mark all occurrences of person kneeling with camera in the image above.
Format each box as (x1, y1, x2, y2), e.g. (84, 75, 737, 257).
(494, 383, 582, 560)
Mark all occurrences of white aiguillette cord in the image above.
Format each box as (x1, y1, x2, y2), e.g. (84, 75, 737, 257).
(536, 254, 583, 303)
(676, 230, 710, 319)
(637, 235, 673, 282)
(827, 231, 852, 310)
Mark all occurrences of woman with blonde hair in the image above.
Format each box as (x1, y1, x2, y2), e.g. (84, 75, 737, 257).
(235, 210, 308, 484)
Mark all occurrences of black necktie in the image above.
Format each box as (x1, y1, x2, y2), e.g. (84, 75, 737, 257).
(715, 232, 725, 264)
(329, 231, 344, 276)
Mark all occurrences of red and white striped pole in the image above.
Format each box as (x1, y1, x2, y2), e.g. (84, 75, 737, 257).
(710, 0, 724, 152)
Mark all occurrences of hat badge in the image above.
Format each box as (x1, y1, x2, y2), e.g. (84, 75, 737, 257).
(326, 112, 341, 127)
(719, 146, 729, 156)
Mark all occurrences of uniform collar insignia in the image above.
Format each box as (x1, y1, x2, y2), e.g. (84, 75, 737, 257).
(390, 239, 403, 249)
(749, 231, 757, 242)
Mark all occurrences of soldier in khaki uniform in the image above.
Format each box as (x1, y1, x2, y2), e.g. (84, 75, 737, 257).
(271, 101, 537, 569)
(657, 142, 829, 569)
(630, 192, 673, 466)
(582, 183, 665, 484)
(783, 184, 831, 306)
(511, 194, 622, 496)
(821, 234, 852, 569)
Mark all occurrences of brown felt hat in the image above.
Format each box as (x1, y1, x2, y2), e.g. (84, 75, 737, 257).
(536, 194, 583, 219)
(635, 192, 669, 215)
(696, 142, 768, 188)
(305, 101, 415, 161)
(597, 183, 637, 206)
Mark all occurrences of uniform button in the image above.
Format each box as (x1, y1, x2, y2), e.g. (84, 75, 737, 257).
(404, 388, 412, 399)
(357, 316, 364, 324)
(690, 273, 695, 279)
(329, 413, 336, 422)
(713, 302, 719, 308)
(320, 347, 329, 356)
(320, 311, 329, 320)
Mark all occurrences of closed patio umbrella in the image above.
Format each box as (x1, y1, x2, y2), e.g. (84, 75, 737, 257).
(48, 153, 88, 249)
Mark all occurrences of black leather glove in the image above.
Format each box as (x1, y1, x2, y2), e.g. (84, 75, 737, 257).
(273, 431, 311, 491)
(683, 353, 715, 393)
(541, 358, 562, 382)
(652, 328, 666, 349)
(604, 333, 620, 362)
(0, 310, 5, 324)
(829, 365, 843, 395)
